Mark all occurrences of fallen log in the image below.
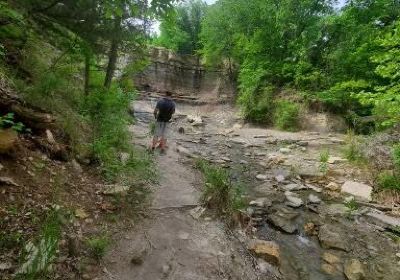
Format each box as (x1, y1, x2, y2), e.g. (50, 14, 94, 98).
(0, 88, 56, 132)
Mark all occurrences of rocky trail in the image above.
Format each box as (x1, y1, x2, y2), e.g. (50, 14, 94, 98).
(100, 96, 400, 280)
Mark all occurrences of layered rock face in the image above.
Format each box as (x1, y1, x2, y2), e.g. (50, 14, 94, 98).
(133, 47, 235, 100)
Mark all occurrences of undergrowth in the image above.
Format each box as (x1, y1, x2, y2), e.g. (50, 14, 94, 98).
(195, 159, 245, 217)
(86, 234, 110, 261)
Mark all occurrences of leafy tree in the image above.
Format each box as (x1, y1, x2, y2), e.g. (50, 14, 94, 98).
(154, 0, 207, 54)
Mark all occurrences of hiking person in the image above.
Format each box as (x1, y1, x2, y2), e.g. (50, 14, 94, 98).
(151, 91, 176, 153)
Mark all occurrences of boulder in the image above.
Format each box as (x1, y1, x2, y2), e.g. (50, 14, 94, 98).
(344, 259, 365, 280)
(0, 129, 18, 154)
(267, 213, 298, 234)
(249, 198, 272, 208)
(247, 239, 280, 266)
(308, 194, 321, 204)
(318, 225, 349, 252)
(279, 148, 291, 154)
(326, 182, 341, 192)
(284, 192, 303, 208)
(256, 174, 268, 181)
(282, 183, 306, 191)
(341, 181, 372, 202)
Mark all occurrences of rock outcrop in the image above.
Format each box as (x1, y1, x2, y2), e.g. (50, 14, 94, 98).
(133, 47, 235, 100)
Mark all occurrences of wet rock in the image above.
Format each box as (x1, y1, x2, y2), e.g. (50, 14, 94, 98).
(321, 204, 348, 216)
(344, 259, 365, 280)
(326, 182, 341, 192)
(0, 176, 20, 187)
(248, 239, 280, 266)
(341, 181, 372, 202)
(249, 198, 272, 208)
(268, 213, 298, 234)
(304, 222, 318, 235)
(318, 225, 349, 252)
(283, 183, 307, 191)
(285, 192, 303, 208)
(322, 252, 341, 265)
(308, 194, 321, 204)
(307, 184, 322, 193)
(298, 166, 322, 178)
(256, 174, 268, 181)
(365, 209, 400, 228)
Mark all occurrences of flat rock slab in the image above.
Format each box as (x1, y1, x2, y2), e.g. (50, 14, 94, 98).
(341, 181, 372, 202)
(318, 225, 350, 252)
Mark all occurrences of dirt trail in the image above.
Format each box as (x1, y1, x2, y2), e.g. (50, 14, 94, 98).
(100, 97, 400, 280)
(99, 100, 261, 280)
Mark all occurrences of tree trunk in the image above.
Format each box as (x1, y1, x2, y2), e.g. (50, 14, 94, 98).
(104, 17, 121, 90)
(84, 53, 90, 95)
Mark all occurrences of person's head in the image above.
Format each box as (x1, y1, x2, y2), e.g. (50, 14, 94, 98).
(165, 91, 172, 97)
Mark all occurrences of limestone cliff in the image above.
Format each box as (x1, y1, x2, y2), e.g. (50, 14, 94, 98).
(133, 47, 235, 101)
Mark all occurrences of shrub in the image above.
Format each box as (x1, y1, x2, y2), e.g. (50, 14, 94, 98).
(319, 149, 330, 175)
(273, 100, 300, 131)
(196, 159, 244, 216)
(377, 171, 400, 191)
(239, 85, 275, 124)
(86, 235, 110, 260)
(343, 129, 365, 163)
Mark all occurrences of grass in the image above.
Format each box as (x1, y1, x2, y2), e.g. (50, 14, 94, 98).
(16, 210, 62, 279)
(377, 171, 400, 191)
(86, 234, 110, 261)
(195, 159, 245, 217)
(343, 129, 365, 164)
(319, 149, 330, 175)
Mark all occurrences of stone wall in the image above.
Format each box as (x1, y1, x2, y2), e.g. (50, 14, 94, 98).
(133, 47, 235, 100)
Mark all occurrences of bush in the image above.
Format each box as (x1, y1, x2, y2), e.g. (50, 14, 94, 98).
(377, 171, 400, 191)
(343, 129, 365, 163)
(273, 100, 300, 131)
(86, 235, 110, 260)
(239, 85, 275, 124)
(196, 159, 244, 216)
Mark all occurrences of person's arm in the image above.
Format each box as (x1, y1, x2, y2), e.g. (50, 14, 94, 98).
(154, 100, 160, 119)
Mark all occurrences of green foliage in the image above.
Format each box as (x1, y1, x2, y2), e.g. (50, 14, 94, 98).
(273, 100, 300, 131)
(196, 159, 245, 215)
(343, 129, 365, 163)
(239, 85, 275, 124)
(199, 0, 400, 129)
(377, 171, 400, 191)
(17, 210, 61, 279)
(0, 112, 29, 133)
(86, 235, 110, 260)
(154, 0, 207, 54)
(319, 149, 330, 175)
(344, 198, 359, 212)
